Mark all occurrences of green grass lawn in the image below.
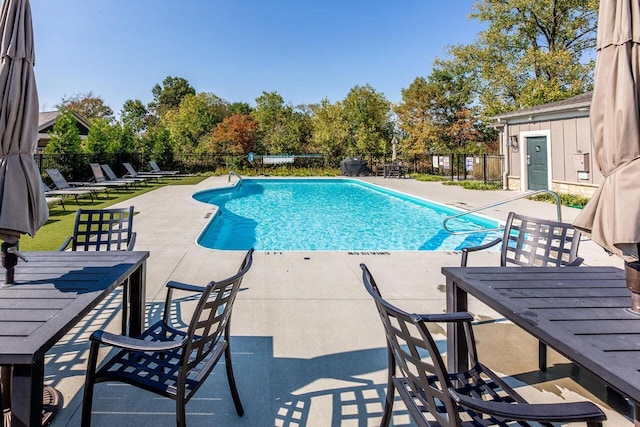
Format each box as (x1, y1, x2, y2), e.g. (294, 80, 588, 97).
(21, 176, 207, 252)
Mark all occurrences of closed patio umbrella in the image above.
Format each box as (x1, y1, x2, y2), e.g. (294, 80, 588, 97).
(391, 136, 398, 163)
(0, 0, 47, 283)
(573, 0, 640, 309)
(0, 0, 49, 423)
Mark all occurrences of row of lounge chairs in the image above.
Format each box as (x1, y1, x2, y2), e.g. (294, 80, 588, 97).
(41, 162, 179, 207)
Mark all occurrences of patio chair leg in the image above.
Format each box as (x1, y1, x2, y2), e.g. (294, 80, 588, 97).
(176, 396, 186, 427)
(121, 280, 129, 336)
(538, 341, 547, 372)
(81, 341, 99, 427)
(224, 340, 244, 416)
(381, 346, 395, 427)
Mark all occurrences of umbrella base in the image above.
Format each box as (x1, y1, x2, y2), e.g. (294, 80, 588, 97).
(2, 385, 61, 426)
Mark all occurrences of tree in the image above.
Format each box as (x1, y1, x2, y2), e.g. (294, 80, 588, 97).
(210, 114, 258, 155)
(443, 0, 597, 116)
(342, 85, 393, 157)
(252, 91, 310, 154)
(149, 76, 196, 117)
(57, 92, 114, 122)
(162, 92, 228, 155)
(142, 126, 174, 166)
(395, 68, 486, 154)
(45, 110, 83, 176)
(227, 102, 252, 116)
(394, 77, 434, 155)
(310, 98, 350, 161)
(45, 110, 82, 156)
(120, 99, 149, 135)
(84, 117, 116, 157)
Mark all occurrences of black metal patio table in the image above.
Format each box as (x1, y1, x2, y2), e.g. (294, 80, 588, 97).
(0, 250, 149, 427)
(441, 266, 640, 425)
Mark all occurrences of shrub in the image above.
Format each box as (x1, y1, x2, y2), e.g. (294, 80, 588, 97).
(442, 181, 502, 191)
(528, 193, 590, 209)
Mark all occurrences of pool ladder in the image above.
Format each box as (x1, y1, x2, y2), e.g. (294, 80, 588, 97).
(442, 189, 563, 235)
(228, 171, 242, 183)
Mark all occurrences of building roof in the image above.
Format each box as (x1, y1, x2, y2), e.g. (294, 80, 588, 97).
(492, 92, 592, 122)
(38, 110, 91, 135)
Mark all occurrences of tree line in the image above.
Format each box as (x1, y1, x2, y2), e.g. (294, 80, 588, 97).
(45, 0, 597, 169)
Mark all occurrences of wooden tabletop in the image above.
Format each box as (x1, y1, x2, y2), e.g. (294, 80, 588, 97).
(441, 266, 640, 404)
(0, 251, 149, 364)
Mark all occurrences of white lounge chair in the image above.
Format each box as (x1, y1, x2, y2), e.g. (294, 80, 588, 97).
(45, 169, 109, 199)
(148, 160, 179, 176)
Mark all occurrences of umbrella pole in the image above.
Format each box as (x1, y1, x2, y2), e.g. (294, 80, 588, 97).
(625, 260, 640, 313)
(1, 242, 18, 285)
(1, 366, 9, 418)
(0, 243, 16, 418)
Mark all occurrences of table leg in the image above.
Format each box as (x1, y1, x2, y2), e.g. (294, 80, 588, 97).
(446, 276, 469, 373)
(635, 402, 640, 427)
(11, 360, 43, 427)
(128, 261, 147, 337)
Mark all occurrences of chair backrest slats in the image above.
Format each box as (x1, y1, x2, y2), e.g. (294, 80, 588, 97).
(501, 212, 580, 267)
(72, 207, 134, 251)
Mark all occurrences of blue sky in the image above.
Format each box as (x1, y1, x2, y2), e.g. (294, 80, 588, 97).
(29, 0, 485, 115)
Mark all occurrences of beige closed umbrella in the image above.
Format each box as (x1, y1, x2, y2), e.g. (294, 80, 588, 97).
(0, 0, 47, 283)
(0, 0, 51, 424)
(573, 0, 640, 309)
(391, 135, 398, 163)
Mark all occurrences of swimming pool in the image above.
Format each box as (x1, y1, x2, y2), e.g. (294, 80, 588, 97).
(193, 178, 501, 251)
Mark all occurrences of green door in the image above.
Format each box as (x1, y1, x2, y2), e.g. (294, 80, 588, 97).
(526, 136, 548, 190)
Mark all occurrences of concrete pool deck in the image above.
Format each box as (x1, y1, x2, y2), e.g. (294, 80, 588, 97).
(45, 175, 630, 426)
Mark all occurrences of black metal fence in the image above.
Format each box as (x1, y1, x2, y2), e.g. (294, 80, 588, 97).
(36, 152, 503, 184)
(367, 153, 503, 183)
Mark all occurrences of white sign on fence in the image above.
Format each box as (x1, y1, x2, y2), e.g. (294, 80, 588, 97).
(262, 155, 295, 165)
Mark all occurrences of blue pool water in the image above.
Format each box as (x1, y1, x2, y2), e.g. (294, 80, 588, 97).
(193, 178, 501, 251)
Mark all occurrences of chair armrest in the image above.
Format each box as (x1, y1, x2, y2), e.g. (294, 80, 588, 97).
(127, 232, 137, 251)
(566, 257, 584, 266)
(166, 280, 207, 293)
(57, 236, 74, 251)
(89, 330, 186, 352)
(460, 238, 503, 266)
(415, 312, 474, 323)
(449, 389, 606, 423)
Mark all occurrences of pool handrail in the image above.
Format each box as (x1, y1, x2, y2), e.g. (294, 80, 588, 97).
(228, 171, 242, 183)
(442, 189, 563, 235)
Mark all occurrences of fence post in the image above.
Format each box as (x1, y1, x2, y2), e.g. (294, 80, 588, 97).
(483, 154, 487, 184)
(451, 153, 454, 181)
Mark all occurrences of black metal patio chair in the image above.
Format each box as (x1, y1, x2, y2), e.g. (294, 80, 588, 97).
(360, 263, 606, 427)
(460, 211, 583, 371)
(82, 249, 254, 427)
(59, 207, 136, 334)
(461, 211, 583, 268)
